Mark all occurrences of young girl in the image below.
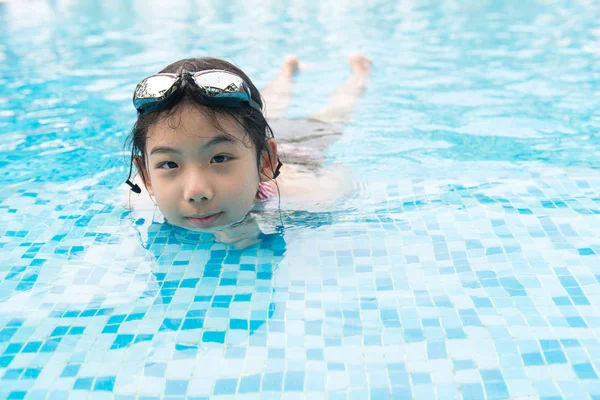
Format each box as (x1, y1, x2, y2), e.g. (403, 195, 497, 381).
(125, 53, 371, 248)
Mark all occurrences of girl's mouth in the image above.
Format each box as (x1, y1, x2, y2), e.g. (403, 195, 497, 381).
(187, 212, 223, 227)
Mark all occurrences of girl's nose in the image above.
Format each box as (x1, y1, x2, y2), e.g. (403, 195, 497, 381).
(184, 169, 214, 203)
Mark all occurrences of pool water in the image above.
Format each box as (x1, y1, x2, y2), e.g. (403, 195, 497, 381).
(2, 0, 600, 399)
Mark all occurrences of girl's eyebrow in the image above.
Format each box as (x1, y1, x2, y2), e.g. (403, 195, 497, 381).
(149, 135, 236, 156)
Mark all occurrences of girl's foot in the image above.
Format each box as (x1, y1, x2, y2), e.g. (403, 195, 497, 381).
(348, 52, 372, 76)
(280, 55, 300, 77)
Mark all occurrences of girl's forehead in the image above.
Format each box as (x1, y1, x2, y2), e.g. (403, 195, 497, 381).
(147, 105, 250, 146)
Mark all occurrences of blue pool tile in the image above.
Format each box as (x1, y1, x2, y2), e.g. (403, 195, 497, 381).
(522, 352, 545, 366)
(561, 339, 580, 347)
(446, 329, 467, 339)
(411, 372, 431, 385)
(284, 371, 304, 391)
(68, 326, 85, 335)
(73, 377, 94, 390)
(327, 362, 344, 371)
(578, 248, 595, 255)
(471, 297, 493, 308)
(453, 360, 475, 370)
(238, 374, 261, 393)
(224, 348, 246, 359)
(422, 318, 440, 327)
(182, 319, 204, 330)
(460, 383, 485, 400)
(390, 386, 412, 399)
(540, 340, 560, 350)
(50, 326, 69, 337)
(572, 296, 591, 305)
(543, 350, 567, 364)
(427, 341, 447, 359)
(404, 329, 424, 342)
(60, 364, 81, 377)
(484, 382, 509, 399)
(268, 348, 285, 359)
(165, 380, 188, 396)
(144, 363, 166, 377)
(40, 338, 61, 353)
(370, 388, 390, 399)
(3, 343, 23, 354)
(159, 318, 182, 331)
(480, 370, 503, 382)
(305, 372, 325, 392)
(101, 325, 119, 334)
(573, 363, 598, 379)
(22, 341, 42, 353)
(23, 368, 41, 379)
(262, 372, 283, 391)
(389, 371, 410, 386)
(94, 376, 115, 391)
(3, 368, 23, 380)
(202, 331, 225, 343)
(134, 334, 154, 343)
(125, 313, 145, 321)
(306, 348, 324, 360)
(0, 356, 15, 368)
(111, 334, 134, 350)
(214, 378, 237, 395)
(566, 317, 588, 328)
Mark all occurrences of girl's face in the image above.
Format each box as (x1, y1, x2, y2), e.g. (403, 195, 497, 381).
(136, 104, 277, 232)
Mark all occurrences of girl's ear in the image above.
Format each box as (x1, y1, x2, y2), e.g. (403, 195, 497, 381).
(133, 156, 153, 195)
(259, 139, 279, 182)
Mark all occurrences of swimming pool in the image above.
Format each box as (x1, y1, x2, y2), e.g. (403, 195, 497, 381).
(2, 0, 600, 398)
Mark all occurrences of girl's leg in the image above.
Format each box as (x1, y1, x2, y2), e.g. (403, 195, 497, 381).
(310, 52, 371, 124)
(261, 55, 300, 119)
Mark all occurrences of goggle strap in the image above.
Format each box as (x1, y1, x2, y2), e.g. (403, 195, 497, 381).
(125, 148, 142, 194)
(272, 159, 283, 179)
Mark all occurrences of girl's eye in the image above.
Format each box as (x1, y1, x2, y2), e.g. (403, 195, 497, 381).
(157, 161, 178, 169)
(211, 155, 232, 164)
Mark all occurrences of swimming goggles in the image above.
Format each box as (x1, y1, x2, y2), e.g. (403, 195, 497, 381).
(133, 69, 262, 115)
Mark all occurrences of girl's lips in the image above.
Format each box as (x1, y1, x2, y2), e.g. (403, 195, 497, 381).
(187, 212, 222, 227)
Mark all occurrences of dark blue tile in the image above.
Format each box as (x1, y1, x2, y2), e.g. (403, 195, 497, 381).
(181, 319, 204, 330)
(22, 342, 42, 353)
(73, 377, 94, 390)
(22, 368, 40, 379)
(7, 392, 26, 400)
(202, 332, 225, 344)
(94, 376, 115, 391)
(522, 352, 545, 366)
(3, 343, 23, 355)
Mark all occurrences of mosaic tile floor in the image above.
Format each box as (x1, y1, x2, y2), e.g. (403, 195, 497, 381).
(3, 1, 600, 398)
(2, 165, 600, 399)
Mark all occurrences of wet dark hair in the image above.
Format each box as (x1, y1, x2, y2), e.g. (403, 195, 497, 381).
(125, 57, 275, 184)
